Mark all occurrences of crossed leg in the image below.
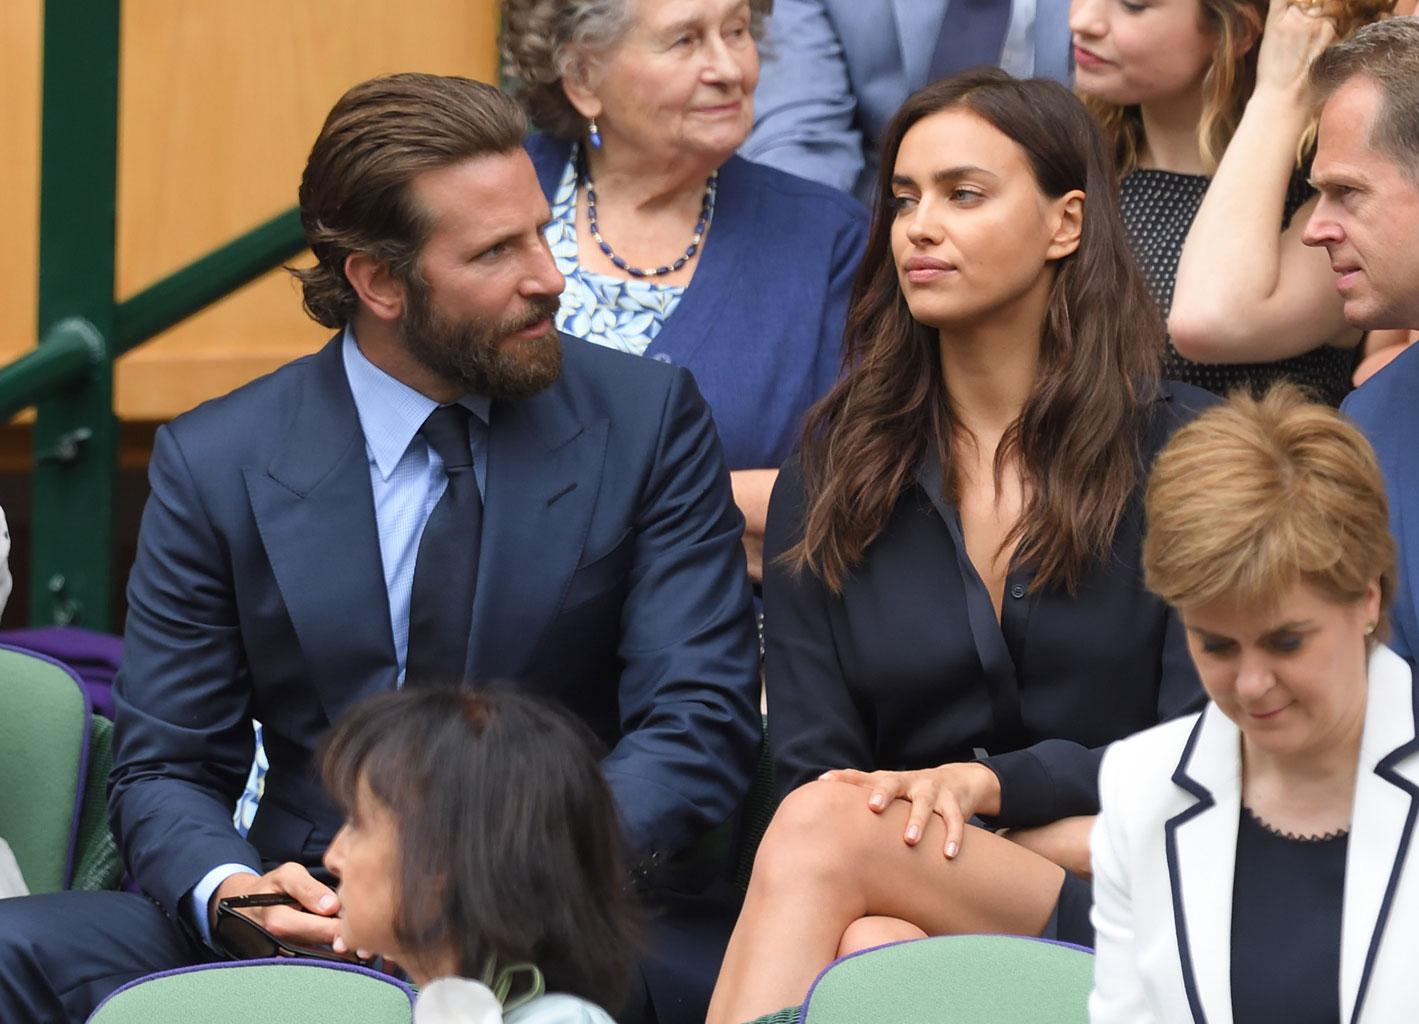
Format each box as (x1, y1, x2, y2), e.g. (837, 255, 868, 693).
(705, 780, 1067, 1024)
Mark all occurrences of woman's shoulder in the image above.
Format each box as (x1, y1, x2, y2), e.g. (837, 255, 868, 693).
(1100, 710, 1205, 803)
(413, 978, 615, 1024)
(721, 154, 868, 230)
(524, 133, 572, 193)
(1140, 379, 1222, 458)
(504, 993, 616, 1024)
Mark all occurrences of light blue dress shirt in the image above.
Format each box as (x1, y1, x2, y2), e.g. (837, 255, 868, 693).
(190, 327, 488, 943)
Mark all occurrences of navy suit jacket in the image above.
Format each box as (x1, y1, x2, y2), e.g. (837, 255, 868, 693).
(108, 333, 761, 923)
(1343, 344, 1419, 663)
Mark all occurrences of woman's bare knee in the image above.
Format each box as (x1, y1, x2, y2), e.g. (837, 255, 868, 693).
(747, 779, 878, 896)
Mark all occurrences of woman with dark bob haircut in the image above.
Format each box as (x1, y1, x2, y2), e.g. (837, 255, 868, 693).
(321, 687, 639, 1023)
(707, 70, 1217, 1023)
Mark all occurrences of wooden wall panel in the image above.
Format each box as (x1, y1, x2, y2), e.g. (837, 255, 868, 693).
(0, 1, 42, 381)
(2, 0, 501, 421)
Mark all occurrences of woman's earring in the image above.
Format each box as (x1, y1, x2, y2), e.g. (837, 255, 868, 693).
(588, 118, 602, 150)
(1365, 621, 1378, 636)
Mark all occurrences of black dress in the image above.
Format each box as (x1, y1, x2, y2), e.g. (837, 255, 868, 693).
(1119, 169, 1352, 407)
(763, 381, 1214, 823)
(1231, 806, 1348, 1024)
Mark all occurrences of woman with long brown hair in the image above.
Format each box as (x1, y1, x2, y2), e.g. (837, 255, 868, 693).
(706, 70, 1215, 1024)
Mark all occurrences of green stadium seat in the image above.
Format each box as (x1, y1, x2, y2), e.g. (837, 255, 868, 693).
(744, 934, 1094, 1024)
(85, 958, 416, 1023)
(0, 644, 92, 893)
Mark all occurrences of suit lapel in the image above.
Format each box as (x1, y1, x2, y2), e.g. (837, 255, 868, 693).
(245, 338, 397, 725)
(891, 0, 939, 88)
(467, 373, 607, 680)
(1342, 646, 1419, 1024)
(1166, 705, 1242, 1024)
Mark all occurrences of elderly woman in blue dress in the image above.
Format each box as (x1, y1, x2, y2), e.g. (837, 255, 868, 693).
(501, 0, 867, 580)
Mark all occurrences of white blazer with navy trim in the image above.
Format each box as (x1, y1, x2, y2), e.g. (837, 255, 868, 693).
(1089, 644, 1419, 1024)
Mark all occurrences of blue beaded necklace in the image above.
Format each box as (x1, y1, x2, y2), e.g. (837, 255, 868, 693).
(580, 146, 717, 279)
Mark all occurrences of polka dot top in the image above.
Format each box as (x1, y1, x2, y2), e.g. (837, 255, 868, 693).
(1119, 169, 1352, 406)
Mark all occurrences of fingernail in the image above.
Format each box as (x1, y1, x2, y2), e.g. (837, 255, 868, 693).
(333, 936, 346, 953)
(318, 894, 337, 912)
(818, 771, 833, 780)
(906, 824, 921, 842)
(870, 794, 885, 809)
(946, 841, 959, 858)
(357, 949, 372, 960)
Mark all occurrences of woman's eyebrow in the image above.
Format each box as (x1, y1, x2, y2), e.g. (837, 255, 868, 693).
(890, 165, 999, 188)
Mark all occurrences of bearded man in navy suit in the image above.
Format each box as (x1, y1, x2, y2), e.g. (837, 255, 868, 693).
(0, 73, 759, 1024)
(1303, 21, 1419, 664)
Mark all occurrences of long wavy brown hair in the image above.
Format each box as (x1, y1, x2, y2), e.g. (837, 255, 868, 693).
(788, 70, 1163, 595)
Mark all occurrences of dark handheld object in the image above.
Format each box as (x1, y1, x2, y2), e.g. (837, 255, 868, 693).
(213, 893, 372, 967)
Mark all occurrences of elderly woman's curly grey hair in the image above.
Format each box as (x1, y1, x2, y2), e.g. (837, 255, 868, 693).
(501, 0, 772, 141)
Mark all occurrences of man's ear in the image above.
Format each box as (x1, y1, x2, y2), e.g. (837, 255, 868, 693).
(1046, 190, 1085, 261)
(345, 252, 405, 322)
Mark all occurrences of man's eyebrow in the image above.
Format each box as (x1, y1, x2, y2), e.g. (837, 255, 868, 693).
(890, 165, 1000, 187)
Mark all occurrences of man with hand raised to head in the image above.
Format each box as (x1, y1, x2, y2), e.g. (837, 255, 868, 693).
(1303, 19, 1419, 664)
(0, 74, 759, 1024)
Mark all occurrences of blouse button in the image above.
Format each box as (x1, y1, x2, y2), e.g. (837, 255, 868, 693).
(1010, 584, 1026, 599)
(652, 352, 673, 363)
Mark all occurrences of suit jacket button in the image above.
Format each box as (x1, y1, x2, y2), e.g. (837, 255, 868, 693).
(1010, 584, 1025, 599)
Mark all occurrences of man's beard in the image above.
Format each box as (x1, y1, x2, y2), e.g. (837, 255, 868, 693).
(398, 279, 562, 400)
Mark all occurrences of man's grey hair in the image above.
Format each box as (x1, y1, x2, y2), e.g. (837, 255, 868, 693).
(1310, 18, 1419, 185)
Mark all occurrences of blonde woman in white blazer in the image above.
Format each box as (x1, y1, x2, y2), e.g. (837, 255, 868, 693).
(1090, 386, 1418, 1024)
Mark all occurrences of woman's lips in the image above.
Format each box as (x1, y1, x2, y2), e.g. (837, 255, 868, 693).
(1247, 702, 1291, 721)
(1073, 45, 1112, 70)
(904, 256, 956, 284)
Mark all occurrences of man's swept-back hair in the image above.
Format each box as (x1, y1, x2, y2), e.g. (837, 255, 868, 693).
(789, 70, 1162, 596)
(1143, 384, 1394, 631)
(293, 73, 526, 329)
(1310, 17, 1419, 186)
(322, 686, 640, 1008)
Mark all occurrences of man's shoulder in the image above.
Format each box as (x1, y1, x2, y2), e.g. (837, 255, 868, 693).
(1344, 342, 1419, 430)
(551, 333, 685, 412)
(164, 338, 334, 454)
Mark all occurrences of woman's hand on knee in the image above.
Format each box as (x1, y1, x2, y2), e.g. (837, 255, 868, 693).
(818, 762, 1001, 859)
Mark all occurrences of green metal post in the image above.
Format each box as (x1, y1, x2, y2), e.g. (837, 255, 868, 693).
(33, 0, 121, 626)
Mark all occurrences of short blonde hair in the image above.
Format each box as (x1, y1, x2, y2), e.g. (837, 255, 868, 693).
(1143, 386, 1394, 630)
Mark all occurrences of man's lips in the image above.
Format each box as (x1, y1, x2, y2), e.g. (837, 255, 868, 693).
(904, 256, 956, 283)
(1331, 264, 1362, 291)
(511, 316, 553, 339)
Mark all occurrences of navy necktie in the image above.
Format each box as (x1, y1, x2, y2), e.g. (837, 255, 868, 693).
(928, 0, 1014, 83)
(406, 405, 482, 688)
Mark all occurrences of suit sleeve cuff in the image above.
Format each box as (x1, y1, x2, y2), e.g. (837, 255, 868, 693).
(189, 863, 260, 946)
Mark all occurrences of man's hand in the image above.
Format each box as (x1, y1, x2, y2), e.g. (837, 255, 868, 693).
(211, 863, 362, 955)
(819, 762, 1002, 860)
(1003, 815, 1096, 879)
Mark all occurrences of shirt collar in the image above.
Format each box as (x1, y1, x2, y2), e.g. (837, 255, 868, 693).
(340, 327, 490, 481)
